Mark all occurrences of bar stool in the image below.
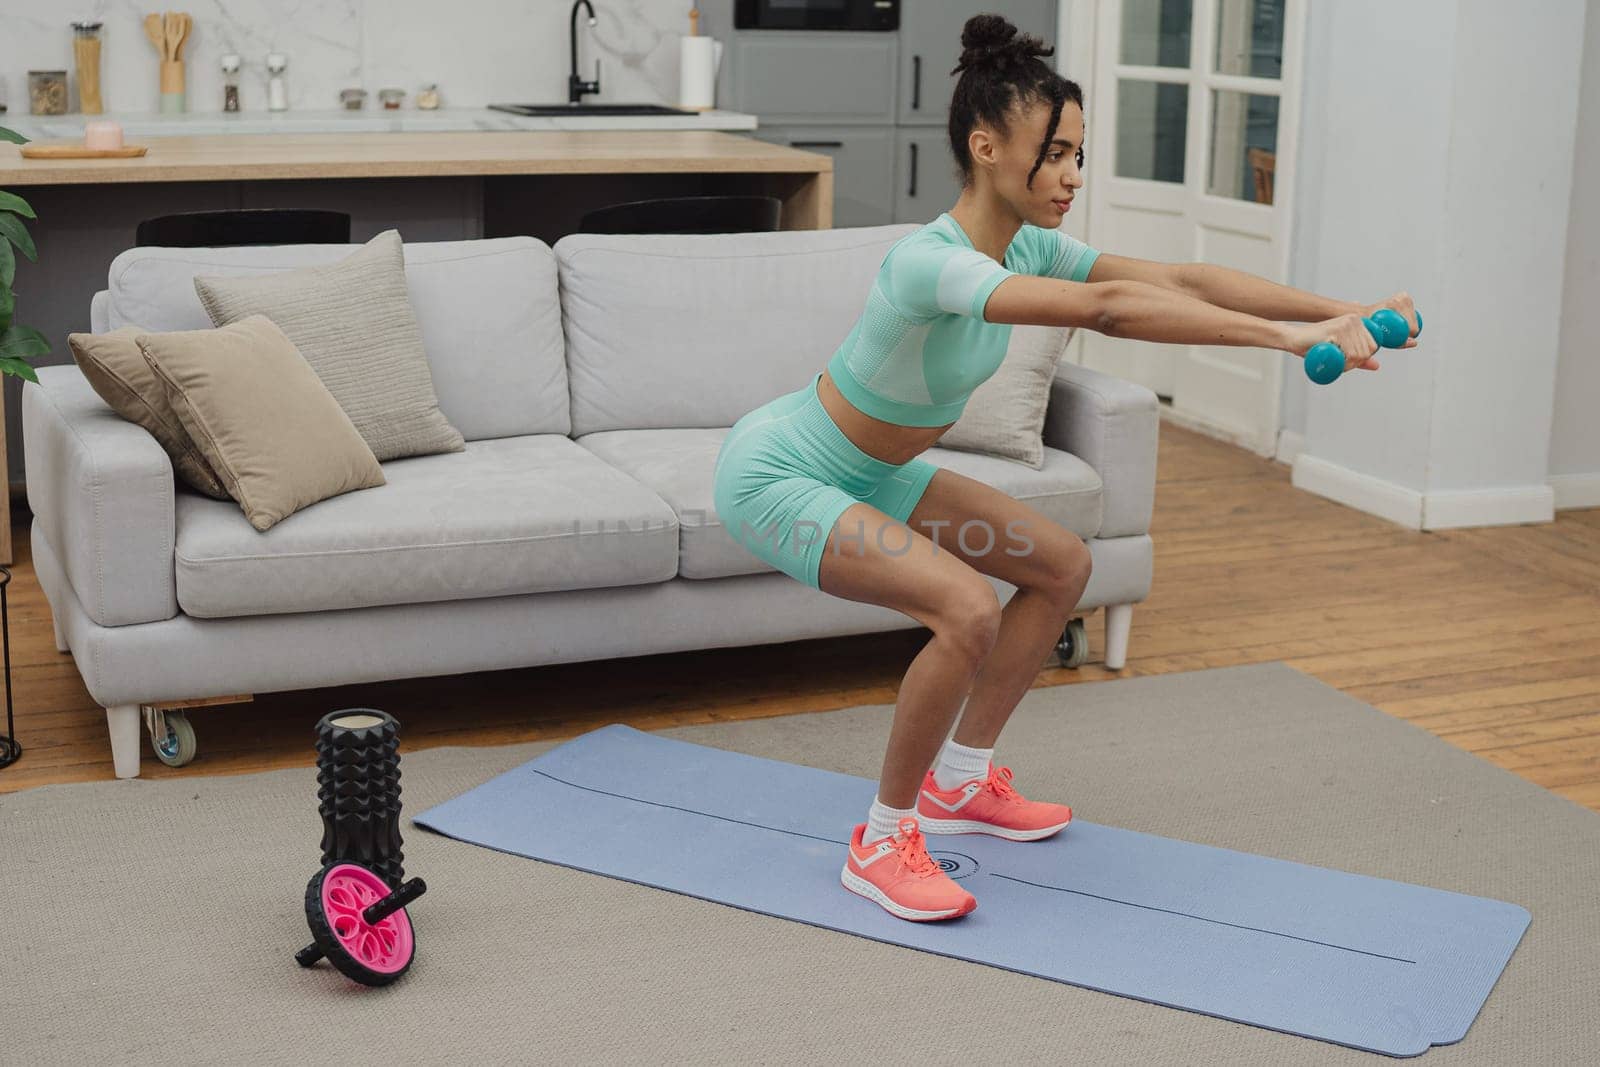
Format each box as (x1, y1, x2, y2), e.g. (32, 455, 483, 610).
(135, 208, 352, 247)
(577, 195, 783, 235)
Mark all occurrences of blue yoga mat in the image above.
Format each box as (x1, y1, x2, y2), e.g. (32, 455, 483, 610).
(413, 724, 1529, 1057)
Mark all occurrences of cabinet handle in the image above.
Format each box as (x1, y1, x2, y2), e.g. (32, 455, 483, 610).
(789, 141, 843, 148)
(908, 142, 918, 197)
(912, 55, 921, 110)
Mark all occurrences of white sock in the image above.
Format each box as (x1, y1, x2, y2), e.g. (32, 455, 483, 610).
(864, 795, 918, 843)
(932, 738, 994, 791)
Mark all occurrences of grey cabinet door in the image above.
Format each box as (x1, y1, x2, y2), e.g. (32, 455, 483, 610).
(749, 126, 896, 227)
(894, 129, 966, 224)
(732, 34, 897, 124)
(899, 2, 1059, 126)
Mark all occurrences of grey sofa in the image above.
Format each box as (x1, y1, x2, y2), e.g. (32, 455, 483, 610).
(22, 223, 1158, 779)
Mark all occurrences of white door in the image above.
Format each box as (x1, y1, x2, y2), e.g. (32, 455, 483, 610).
(1070, 0, 1305, 455)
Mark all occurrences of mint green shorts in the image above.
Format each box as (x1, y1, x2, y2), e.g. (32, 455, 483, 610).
(712, 373, 939, 590)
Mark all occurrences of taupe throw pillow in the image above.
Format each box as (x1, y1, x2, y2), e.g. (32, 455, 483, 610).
(939, 324, 1075, 469)
(193, 229, 465, 462)
(67, 325, 231, 499)
(137, 315, 386, 532)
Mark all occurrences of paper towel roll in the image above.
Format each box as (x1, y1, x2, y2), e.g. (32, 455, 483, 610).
(679, 36, 720, 111)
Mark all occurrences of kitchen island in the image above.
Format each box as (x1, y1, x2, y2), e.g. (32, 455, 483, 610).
(0, 124, 834, 559)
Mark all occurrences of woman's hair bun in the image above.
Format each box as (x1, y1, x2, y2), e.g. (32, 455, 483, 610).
(956, 13, 1052, 74)
(961, 13, 1017, 52)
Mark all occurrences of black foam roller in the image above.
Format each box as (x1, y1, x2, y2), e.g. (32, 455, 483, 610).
(315, 708, 405, 886)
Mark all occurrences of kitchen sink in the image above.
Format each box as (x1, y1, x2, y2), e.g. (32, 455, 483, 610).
(488, 103, 694, 116)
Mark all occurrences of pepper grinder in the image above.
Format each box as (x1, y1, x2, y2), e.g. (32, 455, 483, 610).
(220, 53, 240, 112)
(266, 52, 288, 111)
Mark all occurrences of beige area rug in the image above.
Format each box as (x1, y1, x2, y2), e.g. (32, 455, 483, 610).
(1, 662, 1595, 1065)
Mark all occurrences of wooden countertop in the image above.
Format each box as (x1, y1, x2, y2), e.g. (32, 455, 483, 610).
(0, 129, 832, 186)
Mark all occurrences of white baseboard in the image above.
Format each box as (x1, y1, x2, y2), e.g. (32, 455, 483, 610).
(1422, 486, 1555, 529)
(1548, 473, 1600, 510)
(1290, 454, 1557, 530)
(1290, 454, 1424, 528)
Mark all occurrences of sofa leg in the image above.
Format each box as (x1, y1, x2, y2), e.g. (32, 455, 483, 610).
(52, 611, 68, 653)
(106, 704, 141, 779)
(1104, 603, 1133, 671)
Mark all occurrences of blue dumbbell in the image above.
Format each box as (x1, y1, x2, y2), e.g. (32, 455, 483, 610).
(1303, 308, 1422, 385)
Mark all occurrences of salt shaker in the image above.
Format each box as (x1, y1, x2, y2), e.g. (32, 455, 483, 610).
(266, 52, 288, 111)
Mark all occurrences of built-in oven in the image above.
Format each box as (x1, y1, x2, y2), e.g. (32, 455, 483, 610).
(734, 0, 898, 32)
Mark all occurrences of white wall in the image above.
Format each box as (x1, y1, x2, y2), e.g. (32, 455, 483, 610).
(1549, 1, 1600, 506)
(1286, 0, 1587, 528)
(0, 0, 708, 115)
(1288, 0, 1597, 509)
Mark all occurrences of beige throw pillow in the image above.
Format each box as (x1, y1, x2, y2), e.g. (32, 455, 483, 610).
(136, 315, 386, 532)
(938, 324, 1075, 469)
(67, 325, 231, 499)
(193, 229, 465, 462)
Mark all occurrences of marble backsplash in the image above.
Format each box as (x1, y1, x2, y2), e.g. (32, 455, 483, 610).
(0, 0, 721, 116)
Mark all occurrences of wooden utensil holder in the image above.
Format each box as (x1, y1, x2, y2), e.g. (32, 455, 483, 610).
(160, 60, 186, 113)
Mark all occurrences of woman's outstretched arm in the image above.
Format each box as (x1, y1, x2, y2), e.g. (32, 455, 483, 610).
(1086, 251, 1363, 322)
(982, 273, 1385, 375)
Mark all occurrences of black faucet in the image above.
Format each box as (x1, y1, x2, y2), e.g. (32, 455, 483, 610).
(569, 0, 600, 105)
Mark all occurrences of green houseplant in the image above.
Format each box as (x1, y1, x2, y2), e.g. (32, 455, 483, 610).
(0, 124, 45, 385)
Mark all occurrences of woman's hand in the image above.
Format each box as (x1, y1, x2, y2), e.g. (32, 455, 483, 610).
(1284, 314, 1383, 374)
(1361, 291, 1421, 348)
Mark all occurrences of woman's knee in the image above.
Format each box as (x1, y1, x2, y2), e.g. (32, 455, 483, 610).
(1032, 531, 1093, 608)
(932, 582, 1003, 665)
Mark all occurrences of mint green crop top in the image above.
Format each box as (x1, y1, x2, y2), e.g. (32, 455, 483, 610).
(825, 212, 1100, 427)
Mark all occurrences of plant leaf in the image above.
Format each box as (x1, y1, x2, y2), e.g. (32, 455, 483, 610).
(0, 323, 49, 360)
(0, 284, 13, 327)
(0, 191, 36, 219)
(0, 237, 12, 288)
(0, 357, 41, 384)
(0, 126, 27, 145)
(0, 212, 37, 261)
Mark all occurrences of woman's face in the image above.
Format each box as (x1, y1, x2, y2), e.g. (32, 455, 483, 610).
(989, 98, 1086, 229)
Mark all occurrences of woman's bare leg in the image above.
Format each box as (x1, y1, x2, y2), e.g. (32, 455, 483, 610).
(817, 502, 1001, 809)
(905, 468, 1095, 750)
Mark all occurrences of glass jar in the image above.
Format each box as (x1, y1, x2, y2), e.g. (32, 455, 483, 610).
(416, 83, 440, 110)
(340, 87, 367, 110)
(378, 88, 405, 110)
(28, 70, 69, 115)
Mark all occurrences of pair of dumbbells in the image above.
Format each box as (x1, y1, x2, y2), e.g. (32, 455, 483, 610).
(1303, 307, 1422, 384)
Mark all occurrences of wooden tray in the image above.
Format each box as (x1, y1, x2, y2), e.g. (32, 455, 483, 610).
(19, 144, 149, 159)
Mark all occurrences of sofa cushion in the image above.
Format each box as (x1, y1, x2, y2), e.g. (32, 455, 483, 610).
(173, 435, 678, 618)
(139, 314, 387, 533)
(194, 230, 467, 463)
(575, 429, 1104, 581)
(67, 325, 230, 500)
(103, 236, 569, 441)
(554, 224, 918, 436)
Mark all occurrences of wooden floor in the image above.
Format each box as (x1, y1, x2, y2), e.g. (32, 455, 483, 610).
(2, 420, 1598, 812)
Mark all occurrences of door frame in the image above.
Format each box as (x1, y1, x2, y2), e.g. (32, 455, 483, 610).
(1065, 0, 1307, 456)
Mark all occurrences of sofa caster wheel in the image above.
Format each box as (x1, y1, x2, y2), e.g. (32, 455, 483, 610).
(1056, 618, 1089, 669)
(144, 707, 197, 768)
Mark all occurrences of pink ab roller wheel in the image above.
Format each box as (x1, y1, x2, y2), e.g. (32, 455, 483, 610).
(295, 862, 427, 986)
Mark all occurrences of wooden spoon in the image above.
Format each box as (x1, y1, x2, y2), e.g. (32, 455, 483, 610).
(144, 12, 164, 55)
(163, 11, 181, 62)
(172, 12, 191, 61)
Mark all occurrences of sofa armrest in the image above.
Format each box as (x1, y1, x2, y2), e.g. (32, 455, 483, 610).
(1043, 361, 1159, 538)
(22, 365, 179, 626)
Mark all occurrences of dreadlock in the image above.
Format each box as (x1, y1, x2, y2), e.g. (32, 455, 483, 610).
(949, 14, 1085, 190)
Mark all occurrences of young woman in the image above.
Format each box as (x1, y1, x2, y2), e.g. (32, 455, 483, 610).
(711, 14, 1419, 923)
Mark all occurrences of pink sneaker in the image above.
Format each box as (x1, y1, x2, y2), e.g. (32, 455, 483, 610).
(916, 763, 1073, 840)
(840, 816, 977, 922)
